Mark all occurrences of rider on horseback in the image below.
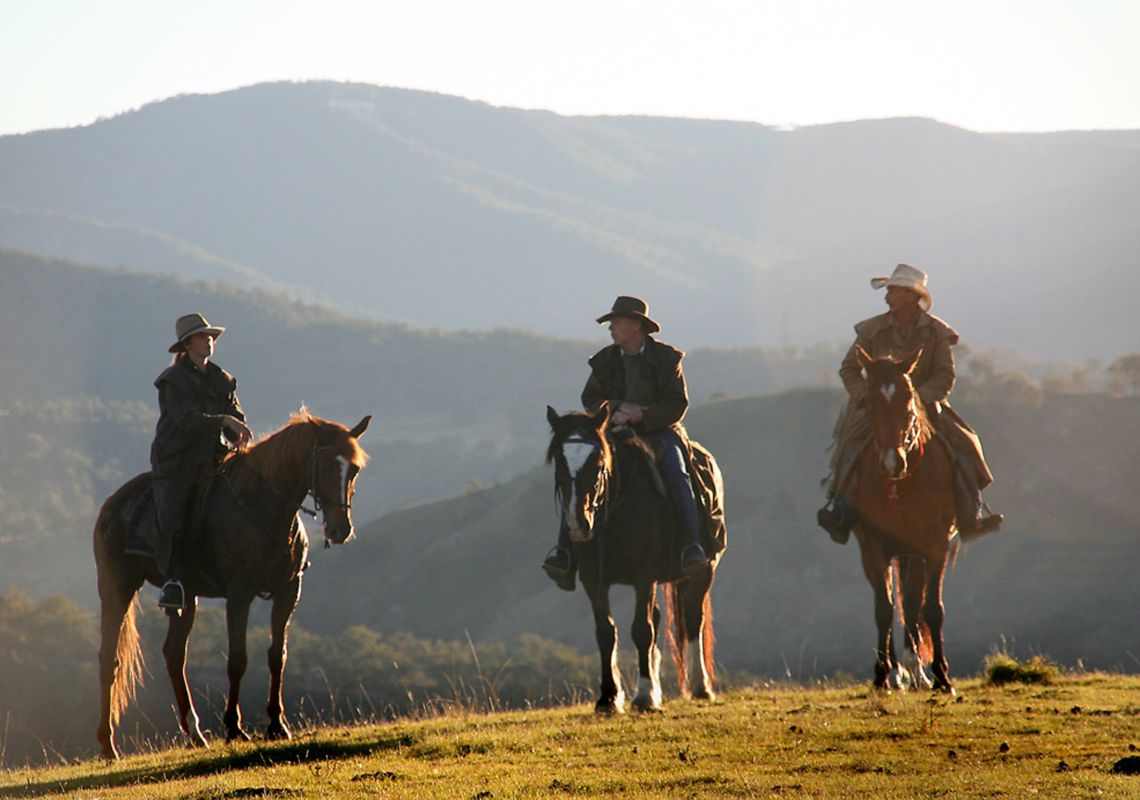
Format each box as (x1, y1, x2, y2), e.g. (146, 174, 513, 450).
(818, 264, 1003, 544)
(152, 313, 252, 610)
(542, 296, 708, 590)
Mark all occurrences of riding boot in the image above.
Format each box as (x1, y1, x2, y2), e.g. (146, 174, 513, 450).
(541, 515, 576, 591)
(816, 493, 854, 545)
(954, 466, 1003, 540)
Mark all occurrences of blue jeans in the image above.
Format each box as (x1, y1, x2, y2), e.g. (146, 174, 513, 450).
(644, 430, 702, 550)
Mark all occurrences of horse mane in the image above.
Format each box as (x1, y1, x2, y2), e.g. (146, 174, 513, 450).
(226, 408, 369, 492)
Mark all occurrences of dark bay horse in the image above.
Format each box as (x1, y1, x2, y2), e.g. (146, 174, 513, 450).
(94, 411, 371, 759)
(546, 404, 718, 713)
(848, 346, 957, 692)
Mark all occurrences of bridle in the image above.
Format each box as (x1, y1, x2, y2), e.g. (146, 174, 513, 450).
(226, 444, 352, 523)
(871, 381, 927, 515)
(559, 434, 612, 525)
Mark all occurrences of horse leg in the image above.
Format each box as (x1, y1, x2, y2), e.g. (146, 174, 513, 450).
(630, 582, 662, 712)
(265, 577, 301, 740)
(859, 541, 896, 690)
(585, 579, 625, 714)
(900, 556, 933, 691)
(223, 593, 255, 743)
(162, 599, 208, 748)
(682, 572, 716, 701)
(924, 557, 954, 693)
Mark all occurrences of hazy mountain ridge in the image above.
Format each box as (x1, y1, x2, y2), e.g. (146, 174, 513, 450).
(0, 250, 837, 603)
(1, 81, 1138, 357)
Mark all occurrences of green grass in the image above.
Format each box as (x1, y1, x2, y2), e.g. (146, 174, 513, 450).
(3, 674, 1139, 798)
(983, 652, 1062, 686)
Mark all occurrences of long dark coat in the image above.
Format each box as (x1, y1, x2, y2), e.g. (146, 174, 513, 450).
(150, 357, 245, 568)
(580, 336, 689, 436)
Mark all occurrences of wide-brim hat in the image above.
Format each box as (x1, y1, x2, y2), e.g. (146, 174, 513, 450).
(168, 313, 225, 353)
(595, 295, 660, 334)
(870, 263, 932, 310)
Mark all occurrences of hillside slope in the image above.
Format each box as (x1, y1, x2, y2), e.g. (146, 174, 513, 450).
(299, 388, 1140, 677)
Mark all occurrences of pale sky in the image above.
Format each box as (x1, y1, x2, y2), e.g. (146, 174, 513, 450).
(2, 0, 1138, 136)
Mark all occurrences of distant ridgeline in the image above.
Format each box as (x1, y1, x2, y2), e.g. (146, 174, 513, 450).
(1, 80, 1138, 357)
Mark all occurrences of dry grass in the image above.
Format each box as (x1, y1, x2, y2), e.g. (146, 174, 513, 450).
(2, 673, 1139, 799)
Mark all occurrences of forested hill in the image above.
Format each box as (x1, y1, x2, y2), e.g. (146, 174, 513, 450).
(2, 80, 1138, 358)
(0, 249, 835, 602)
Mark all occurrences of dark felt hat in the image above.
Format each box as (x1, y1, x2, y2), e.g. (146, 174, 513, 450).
(595, 295, 660, 334)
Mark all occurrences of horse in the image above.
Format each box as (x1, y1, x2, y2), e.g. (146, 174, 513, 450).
(93, 410, 371, 760)
(545, 404, 718, 714)
(847, 345, 958, 693)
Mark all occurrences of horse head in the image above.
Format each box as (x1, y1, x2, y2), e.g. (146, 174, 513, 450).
(310, 415, 371, 545)
(857, 346, 929, 481)
(545, 403, 612, 542)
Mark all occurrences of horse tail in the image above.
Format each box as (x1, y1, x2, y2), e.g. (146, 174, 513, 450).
(110, 596, 144, 725)
(663, 582, 686, 694)
(94, 476, 148, 727)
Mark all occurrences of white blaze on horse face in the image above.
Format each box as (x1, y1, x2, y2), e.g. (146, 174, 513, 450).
(881, 383, 897, 403)
(563, 441, 596, 532)
(882, 448, 899, 475)
(337, 455, 350, 502)
(563, 442, 595, 477)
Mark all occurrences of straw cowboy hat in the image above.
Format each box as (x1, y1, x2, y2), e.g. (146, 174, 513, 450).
(168, 313, 226, 353)
(870, 263, 932, 310)
(595, 295, 661, 334)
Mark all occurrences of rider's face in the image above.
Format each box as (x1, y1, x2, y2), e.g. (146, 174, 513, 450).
(184, 332, 215, 364)
(608, 316, 645, 352)
(885, 286, 920, 314)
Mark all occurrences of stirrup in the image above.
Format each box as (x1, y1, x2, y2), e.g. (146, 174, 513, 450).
(680, 544, 707, 577)
(541, 547, 576, 591)
(816, 504, 851, 545)
(158, 580, 186, 610)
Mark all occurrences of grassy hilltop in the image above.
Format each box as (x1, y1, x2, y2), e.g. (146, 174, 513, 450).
(2, 674, 1138, 799)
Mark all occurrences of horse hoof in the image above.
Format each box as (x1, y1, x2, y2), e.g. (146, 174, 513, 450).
(266, 723, 292, 741)
(595, 700, 626, 716)
(691, 689, 717, 702)
(934, 682, 956, 696)
(226, 728, 250, 744)
(631, 697, 662, 714)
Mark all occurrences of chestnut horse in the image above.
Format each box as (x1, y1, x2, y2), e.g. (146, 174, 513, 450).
(546, 404, 719, 713)
(94, 411, 370, 759)
(849, 346, 958, 692)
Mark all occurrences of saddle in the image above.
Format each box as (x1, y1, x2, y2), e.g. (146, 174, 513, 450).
(612, 428, 728, 561)
(125, 470, 225, 594)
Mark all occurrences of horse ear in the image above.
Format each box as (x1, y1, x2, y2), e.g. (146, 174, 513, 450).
(349, 415, 371, 439)
(855, 344, 873, 370)
(590, 401, 611, 429)
(900, 348, 923, 375)
(546, 405, 561, 429)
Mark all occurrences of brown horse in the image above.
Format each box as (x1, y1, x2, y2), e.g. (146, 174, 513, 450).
(546, 404, 719, 713)
(94, 411, 370, 759)
(848, 346, 958, 692)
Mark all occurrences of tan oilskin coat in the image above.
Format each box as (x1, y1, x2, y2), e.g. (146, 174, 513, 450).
(831, 310, 993, 489)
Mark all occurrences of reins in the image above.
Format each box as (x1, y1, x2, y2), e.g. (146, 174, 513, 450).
(222, 444, 351, 548)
